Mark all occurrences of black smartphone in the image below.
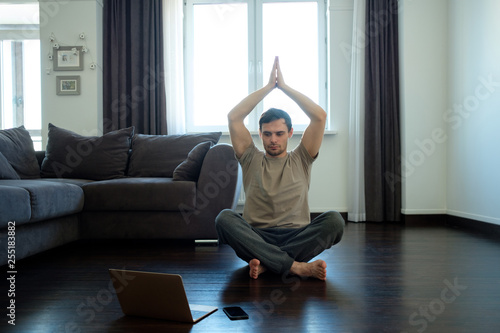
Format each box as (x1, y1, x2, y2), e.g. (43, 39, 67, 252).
(223, 306, 249, 320)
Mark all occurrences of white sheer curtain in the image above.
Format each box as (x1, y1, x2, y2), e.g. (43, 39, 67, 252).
(347, 0, 366, 222)
(163, 0, 186, 134)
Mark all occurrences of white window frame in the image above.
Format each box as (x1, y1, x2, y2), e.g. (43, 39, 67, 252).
(0, 28, 42, 148)
(184, 0, 328, 133)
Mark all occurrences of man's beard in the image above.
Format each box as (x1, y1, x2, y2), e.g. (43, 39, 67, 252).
(265, 144, 286, 157)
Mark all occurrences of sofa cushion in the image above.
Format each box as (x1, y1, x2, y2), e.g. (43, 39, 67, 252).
(41, 124, 134, 180)
(0, 179, 84, 223)
(0, 152, 20, 180)
(0, 126, 40, 179)
(0, 184, 31, 227)
(127, 132, 221, 177)
(173, 141, 213, 182)
(82, 178, 196, 211)
(38, 178, 95, 186)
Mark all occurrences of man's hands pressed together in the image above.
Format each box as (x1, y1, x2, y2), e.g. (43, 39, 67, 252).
(228, 56, 327, 159)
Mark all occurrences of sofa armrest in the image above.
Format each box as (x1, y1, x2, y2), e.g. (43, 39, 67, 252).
(198, 143, 242, 209)
(183, 143, 241, 237)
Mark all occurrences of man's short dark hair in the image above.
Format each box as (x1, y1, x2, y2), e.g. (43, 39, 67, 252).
(259, 108, 292, 132)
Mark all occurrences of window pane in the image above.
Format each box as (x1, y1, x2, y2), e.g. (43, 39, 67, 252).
(262, 2, 319, 127)
(0, 4, 39, 24)
(1, 41, 14, 128)
(23, 40, 41, 131)
(192, 4, 248, 128)
(0, 2, 40, 147)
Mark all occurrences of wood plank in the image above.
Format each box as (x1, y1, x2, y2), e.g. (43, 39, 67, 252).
(1, 223, 499, 332)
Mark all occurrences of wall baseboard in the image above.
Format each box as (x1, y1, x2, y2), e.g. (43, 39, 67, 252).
(320, 212, 500, 239)
(446, 214, 500, 238)
(398, 214, 500, 239)
(402, 214, 447, 227)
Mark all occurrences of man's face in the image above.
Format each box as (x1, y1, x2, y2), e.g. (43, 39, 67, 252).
(259, 118, 293, 158)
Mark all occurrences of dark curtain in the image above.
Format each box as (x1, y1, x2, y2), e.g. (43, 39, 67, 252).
(103, 0, 167, 135)
(364, 0, 401, 222)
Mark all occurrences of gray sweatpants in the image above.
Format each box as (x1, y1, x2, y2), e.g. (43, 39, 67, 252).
(215, 209, 345, 275)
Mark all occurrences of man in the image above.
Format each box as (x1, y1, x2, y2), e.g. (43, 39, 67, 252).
(215, 57, 344, 280)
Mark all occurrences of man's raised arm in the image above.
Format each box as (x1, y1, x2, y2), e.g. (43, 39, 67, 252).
(275, 58, 327, 158)
(228, 59, 278, 158)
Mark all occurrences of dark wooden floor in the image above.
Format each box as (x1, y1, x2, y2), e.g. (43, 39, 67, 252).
(1, 222, 500, 333)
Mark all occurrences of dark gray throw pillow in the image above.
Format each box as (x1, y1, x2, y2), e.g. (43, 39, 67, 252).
(0, 152, 20, 180)
(40, 123, 134, 180)
(127, 132, 221, 177)
(0, 126, 40, 179)
(173, 141, 213, 182)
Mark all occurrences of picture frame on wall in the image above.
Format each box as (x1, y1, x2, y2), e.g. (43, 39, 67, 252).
(53, 46, 83, 71)
(56, 76, 81, 95)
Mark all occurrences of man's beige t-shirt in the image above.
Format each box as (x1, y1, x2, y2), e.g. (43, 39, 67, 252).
(237, 141, 316, 229)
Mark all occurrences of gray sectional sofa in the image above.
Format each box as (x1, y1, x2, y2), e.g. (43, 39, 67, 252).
(0, 125, 242, 266)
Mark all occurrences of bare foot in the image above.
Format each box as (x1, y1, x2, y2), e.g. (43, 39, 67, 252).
(290, 260, 327, 281)
(249, 259, 267, 279)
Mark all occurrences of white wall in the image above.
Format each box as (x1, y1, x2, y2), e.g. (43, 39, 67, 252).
(36, 0, 500, 224)
(399, 0, 448, 215)
(39, 0, 103, 145)
(309, 0, 352, 212)
(400, 0, 500, 225)
(446, 0, 500, 225)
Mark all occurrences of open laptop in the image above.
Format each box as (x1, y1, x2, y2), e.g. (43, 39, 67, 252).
(109, 269, 218, 323)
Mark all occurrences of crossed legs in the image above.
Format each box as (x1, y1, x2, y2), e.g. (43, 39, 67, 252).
(215, 209, 345, 280)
